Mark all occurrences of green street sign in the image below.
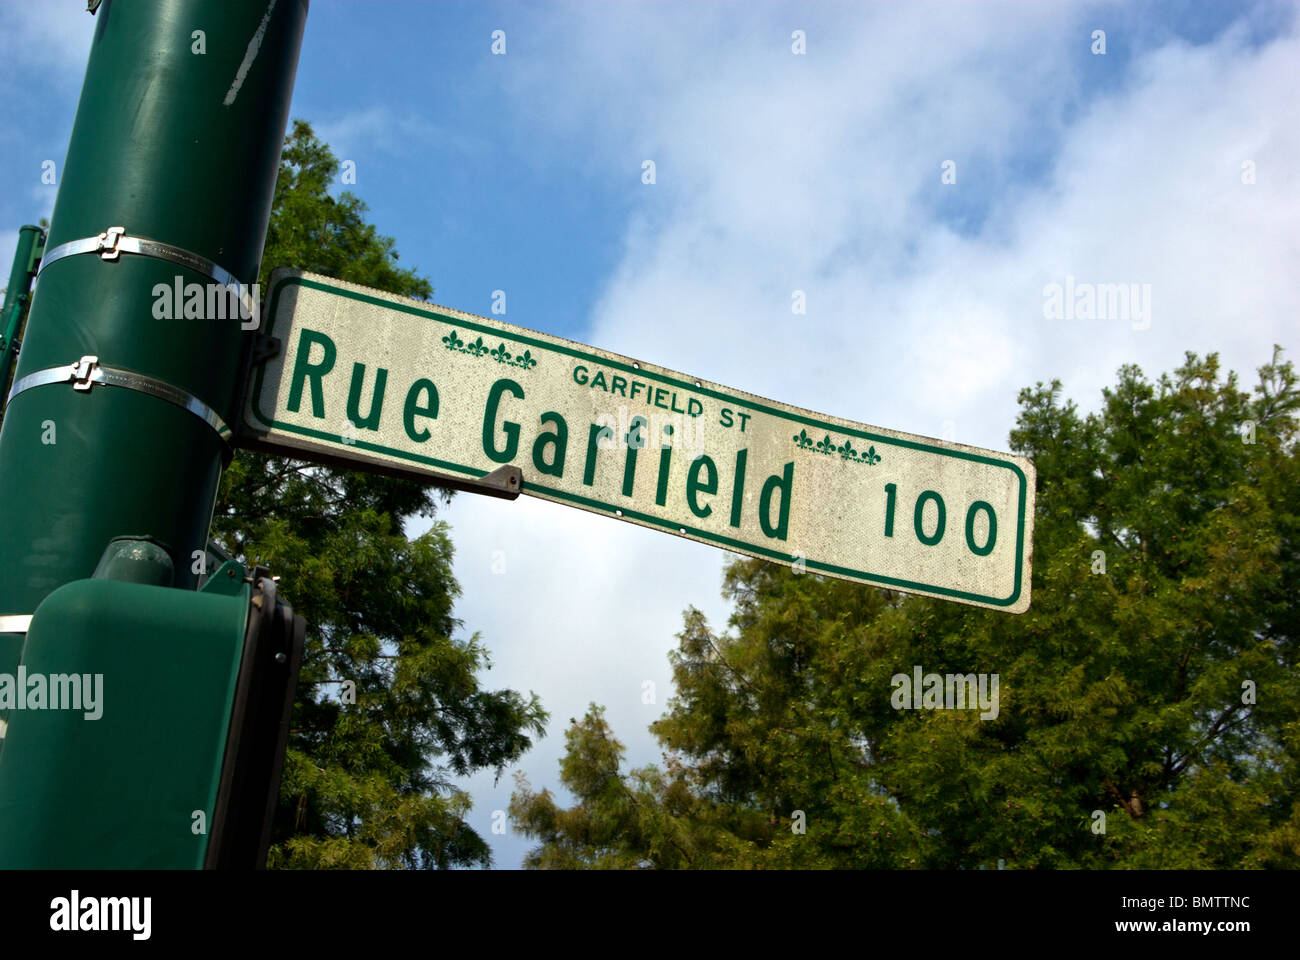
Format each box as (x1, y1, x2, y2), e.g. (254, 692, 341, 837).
(243, 269, 1036, 613)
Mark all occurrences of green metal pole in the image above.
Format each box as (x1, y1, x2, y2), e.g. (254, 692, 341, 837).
(0, 224, 45, 406)
(0, 0, 308, 674)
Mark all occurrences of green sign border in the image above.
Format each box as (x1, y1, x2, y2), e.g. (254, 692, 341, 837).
(250, 274, 1028, 608)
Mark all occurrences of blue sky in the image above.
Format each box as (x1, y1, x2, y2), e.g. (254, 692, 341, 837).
(1, 0, 1296, 869)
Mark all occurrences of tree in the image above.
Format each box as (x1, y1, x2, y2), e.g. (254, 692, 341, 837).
(212, 120, 547, 869)
(511, 348, 1299, 869)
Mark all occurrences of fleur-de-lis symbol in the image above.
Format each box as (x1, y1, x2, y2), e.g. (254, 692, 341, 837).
(515, 349, 537, 369)
(467, 336, 488, 356)
(441, 330, 464, 351)
(491, 343, 512, 363)
(792, 428, 882, 465)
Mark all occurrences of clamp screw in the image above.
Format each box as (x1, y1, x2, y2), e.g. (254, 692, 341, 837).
(98, 226, 125, 260)
(71, 355, 99, 392)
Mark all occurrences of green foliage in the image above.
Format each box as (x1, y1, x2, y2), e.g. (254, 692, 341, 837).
(214, 121, 546, 869)
(511, 348, 1299, 869)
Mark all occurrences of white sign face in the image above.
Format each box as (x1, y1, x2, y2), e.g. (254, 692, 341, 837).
(244, 269, 1036, 613)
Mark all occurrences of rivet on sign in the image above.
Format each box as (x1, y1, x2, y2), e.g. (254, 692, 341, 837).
(679, 527, 686, 534)
(632, 362, 640, 369)
(616, 509, 623, 517)
(275, 653, 287, 663)
(695, 381, 701, 387)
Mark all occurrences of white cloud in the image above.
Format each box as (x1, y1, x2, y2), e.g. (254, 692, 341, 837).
(0, 3, 94, 91)
(439, 489, 734, 868)
(439, 2, 1299, 867)
(0, 5, 91, 218)
(314, 106, 489, 166)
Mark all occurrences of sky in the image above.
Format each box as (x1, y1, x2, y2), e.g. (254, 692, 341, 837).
(1, 0, 1296, 869)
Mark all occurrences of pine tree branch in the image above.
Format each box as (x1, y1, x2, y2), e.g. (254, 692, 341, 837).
(1166, 704, 1252, 779)
(705, 633, 759, 697)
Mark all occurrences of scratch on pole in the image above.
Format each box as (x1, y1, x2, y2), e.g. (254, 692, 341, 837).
(223, 0, 278, 106)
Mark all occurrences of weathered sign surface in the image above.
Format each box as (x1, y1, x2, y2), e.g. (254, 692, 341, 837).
(243, 269, 1036, 612)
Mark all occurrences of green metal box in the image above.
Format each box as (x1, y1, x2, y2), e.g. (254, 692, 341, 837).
(0, 575, 248, 868)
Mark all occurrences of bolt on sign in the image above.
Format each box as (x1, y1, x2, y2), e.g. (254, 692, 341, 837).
(242, 270, 1036, 612)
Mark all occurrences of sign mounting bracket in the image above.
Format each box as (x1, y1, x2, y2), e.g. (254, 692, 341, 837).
(234, 424, 524, 501)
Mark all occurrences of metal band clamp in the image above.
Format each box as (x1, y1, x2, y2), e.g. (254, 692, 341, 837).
(7, 355, 231, 442)
(0, 615, 32, 634)
(38, 226, 256, 318)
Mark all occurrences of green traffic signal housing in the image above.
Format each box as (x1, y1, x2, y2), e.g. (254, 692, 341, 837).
(0, 540, 303, 869)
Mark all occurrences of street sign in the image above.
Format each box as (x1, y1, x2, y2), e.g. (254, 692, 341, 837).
(243, 269, 1036, 613)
